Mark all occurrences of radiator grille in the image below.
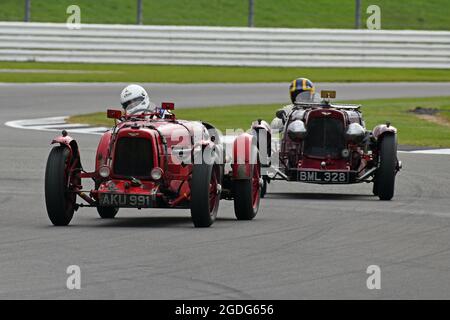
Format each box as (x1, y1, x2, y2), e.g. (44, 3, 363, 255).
(113, 137, 153, 177)
(304, 117, 345, 158)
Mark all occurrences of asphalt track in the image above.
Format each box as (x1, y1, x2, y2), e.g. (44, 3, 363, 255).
(0, 82, 450, 299)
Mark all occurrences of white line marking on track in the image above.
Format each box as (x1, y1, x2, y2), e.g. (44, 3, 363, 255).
(4, 116, 450, 155)
(5, 116, 109, 135)
(406, 149, 450, 155)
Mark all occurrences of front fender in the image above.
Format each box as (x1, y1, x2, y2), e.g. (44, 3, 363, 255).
(51, 132, 80, 165)
(251, 119, 271, 133)
(95, 131, 112, 171)
(372, 124, 397, 140)
(251, 119, 272, 164)
(232, 133, 257, 180)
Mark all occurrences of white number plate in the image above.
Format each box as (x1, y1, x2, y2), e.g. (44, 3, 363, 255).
(99, 194, 152, 207)
(298, 171, 349, 183)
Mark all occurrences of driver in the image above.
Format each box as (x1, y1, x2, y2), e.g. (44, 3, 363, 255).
(120, 84, 156, 115)
(289, 77, 315, 104)
(271, 78, 315, 129)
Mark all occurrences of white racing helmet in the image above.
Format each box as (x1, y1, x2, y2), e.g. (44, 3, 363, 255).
(120, 84, 153, 115)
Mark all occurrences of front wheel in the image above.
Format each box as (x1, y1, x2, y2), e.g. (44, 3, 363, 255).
(260, 177, 268, 198)
(375, 134, 397, 200)
(190, 163, 221, 227)
(372, 180, 379, 196)
(45, 146, 76, 226)
(233, 163, 261, 220)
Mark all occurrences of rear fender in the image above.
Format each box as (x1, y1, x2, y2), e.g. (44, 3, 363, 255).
(232, 133, 257, 180)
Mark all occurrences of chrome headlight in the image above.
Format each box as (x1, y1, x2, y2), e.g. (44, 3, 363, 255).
(287, 120, 307, 141)
(345, 123, 365, 143)
(98, 165, 111, 178)
(151, 167, 164, 181)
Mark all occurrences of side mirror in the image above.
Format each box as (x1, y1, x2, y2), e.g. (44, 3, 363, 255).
(276, 109, 286, 120)
(161, 102, 175, 110)
(107, 109, 123, 119)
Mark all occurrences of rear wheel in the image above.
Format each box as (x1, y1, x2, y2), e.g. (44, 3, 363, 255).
(97, 207, 119, 219)
(45, 146, 76, 226)
(233, 162, 261, 220)
(190, 163, 221, 227)
(375, 134, 397, 200)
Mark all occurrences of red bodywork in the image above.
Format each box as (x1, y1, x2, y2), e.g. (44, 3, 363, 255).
(51, 108, 257, 211)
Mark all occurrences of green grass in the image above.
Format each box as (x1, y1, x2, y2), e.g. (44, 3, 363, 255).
(2, 62, 450, 83)
(68, 96, 450, 148)
(1, 0, 450, 30)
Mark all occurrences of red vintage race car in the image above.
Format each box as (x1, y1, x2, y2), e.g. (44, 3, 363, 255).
(44, 103, 261, 228)
(253, 90, 402, 200)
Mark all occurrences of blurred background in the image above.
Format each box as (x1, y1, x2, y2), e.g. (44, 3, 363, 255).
(1, 0, 449, 30)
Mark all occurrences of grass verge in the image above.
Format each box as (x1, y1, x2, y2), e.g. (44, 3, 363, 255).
(2, 62, 450, 83)
(68, 96, 450, 148)
(1, 0, 449, 30)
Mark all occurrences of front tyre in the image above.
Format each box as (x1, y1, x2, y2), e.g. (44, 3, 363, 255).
(260, 177, 268, 198)
(233, 163, 261, 220)
(372, 179, 379, 196)
(45, 146, 76, 226)
(97, 207, 119, 219)
(375, 134, 397, 201)
(190, 163, 221, 227)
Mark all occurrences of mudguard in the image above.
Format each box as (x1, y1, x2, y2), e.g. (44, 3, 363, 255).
(372, 124, 397, 140)
(251, 119, 271, 165)
(251, 119, 271, 133)
(232, 133, 257, 180)
(51, 132, 80, 162)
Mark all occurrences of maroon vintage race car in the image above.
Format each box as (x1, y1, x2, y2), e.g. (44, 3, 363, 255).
(252, 90, 402, 200)
(44, 103, 261, 228)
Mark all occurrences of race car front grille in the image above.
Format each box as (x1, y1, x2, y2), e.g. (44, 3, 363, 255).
(304, 117, 345, 158)
(113, 137, 153, 177)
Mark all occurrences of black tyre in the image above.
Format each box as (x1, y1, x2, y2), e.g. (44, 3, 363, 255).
(233, 163, 261, 220)
(375, 134, 397, 200)
(260, 177, 268, 198)
(190, 163, 221, 227)
(372, 179, 379, 196)
(97, 207, 119, 219)
(45, 146, 76, 226)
